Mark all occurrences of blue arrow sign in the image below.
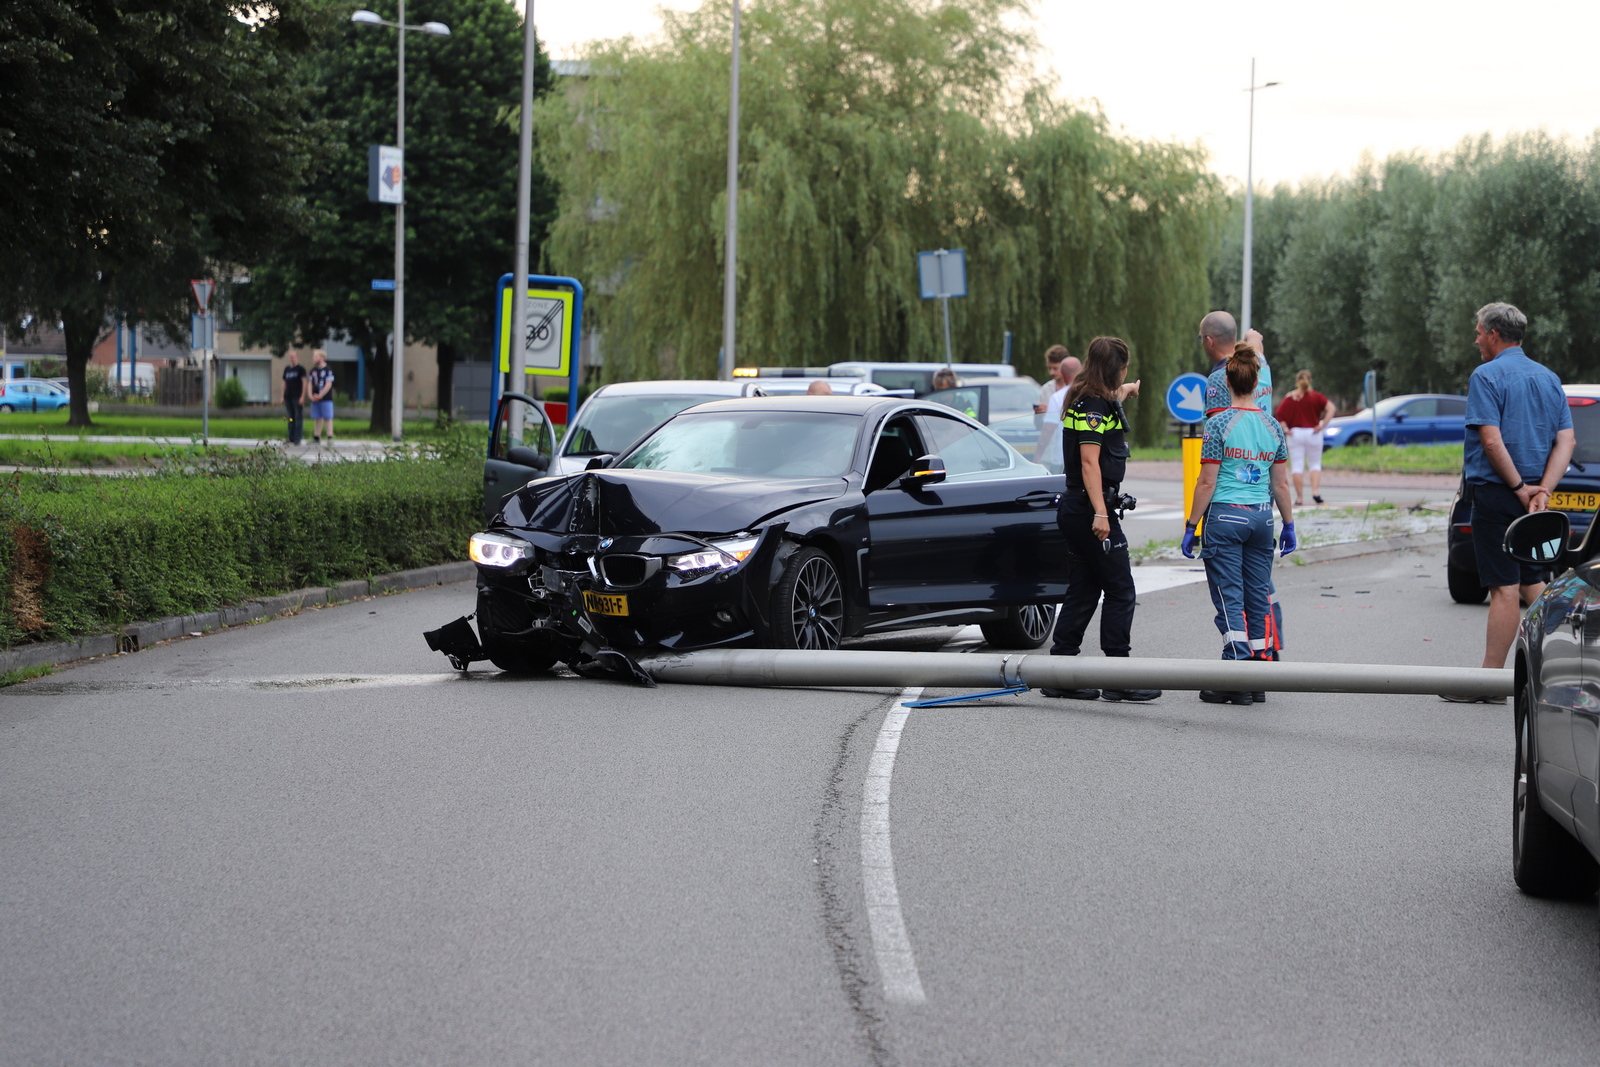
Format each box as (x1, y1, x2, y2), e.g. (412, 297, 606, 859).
(1165, 372, 1209, 424)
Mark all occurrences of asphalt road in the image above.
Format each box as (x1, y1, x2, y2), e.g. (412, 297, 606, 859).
(3, 544, 1597, 1065)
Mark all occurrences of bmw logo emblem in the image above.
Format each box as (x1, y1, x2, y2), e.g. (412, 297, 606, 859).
(599, 537, 614, 550)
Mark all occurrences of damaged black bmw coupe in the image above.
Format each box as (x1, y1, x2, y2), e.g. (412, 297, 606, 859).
(459, 395, 1071, 671)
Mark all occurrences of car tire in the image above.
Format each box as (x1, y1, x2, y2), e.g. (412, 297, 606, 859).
(1345, 432, 1372, 447)
(1447, 562, 1488, 604)
(766, 547, 845, 651)
(981, 603, 1058, 649)
(0, 405, 12, 413)
(1513, 683, 1599, 898)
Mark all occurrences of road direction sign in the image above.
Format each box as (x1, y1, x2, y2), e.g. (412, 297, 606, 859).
(189, 279, 214, 311)
(190, 313, 213, 351)
(917, 249, 967, 299)
(372, 279, 396, 291)
(1166, 372, 1209, 423)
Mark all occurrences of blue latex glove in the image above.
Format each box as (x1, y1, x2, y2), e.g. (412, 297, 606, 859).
(1181, 526, 1198, 559)
(1279, 521, 1297, 557)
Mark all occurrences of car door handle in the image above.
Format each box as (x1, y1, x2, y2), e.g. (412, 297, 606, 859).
(1015, 491, 1060, 507)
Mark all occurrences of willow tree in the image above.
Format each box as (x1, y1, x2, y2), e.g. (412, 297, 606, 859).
(536, 0, 1220, 441)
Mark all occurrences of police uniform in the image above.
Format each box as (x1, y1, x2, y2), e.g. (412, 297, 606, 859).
(1051, 394, 1137, 659)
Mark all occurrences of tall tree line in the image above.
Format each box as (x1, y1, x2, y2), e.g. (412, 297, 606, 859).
(536, 0, 1222, 443)
(1211, 132, 1600, 406)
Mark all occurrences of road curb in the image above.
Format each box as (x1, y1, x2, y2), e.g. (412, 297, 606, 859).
(1137, 530, 1442, 570)
(1294, 530, 1440, 565)
(0, 561, 476, 675)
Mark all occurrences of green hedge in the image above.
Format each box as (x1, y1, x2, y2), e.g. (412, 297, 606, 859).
(0, 446, 481, 648)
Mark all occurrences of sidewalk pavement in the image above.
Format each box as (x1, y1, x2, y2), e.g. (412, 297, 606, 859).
(1126, 460, 1459, 491)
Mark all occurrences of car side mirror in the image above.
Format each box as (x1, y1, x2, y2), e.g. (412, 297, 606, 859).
(506, 445, 549, 471)
(904, 454, 946, 487)
(1504, 510, 1569, 564)
(1391, 412, 1406, 422)
(585, 454, 615, 471)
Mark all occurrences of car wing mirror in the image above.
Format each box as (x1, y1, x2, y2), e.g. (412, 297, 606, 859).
(506, 445, 549, 471)
(1391, 412, 1406, 422)
(1504, 511, 1569, 564)
(904, 454, 946, 488)
(585, 454, 615, 471)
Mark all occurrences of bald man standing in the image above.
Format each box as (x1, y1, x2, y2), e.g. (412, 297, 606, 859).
(1193, 310, 1283, 681)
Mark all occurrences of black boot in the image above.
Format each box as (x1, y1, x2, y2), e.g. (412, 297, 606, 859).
(1041, 687, 1101, 700)
(1199, 690, 1254, 706)
(1100, 688, 1161, 702)
(1252, 692, 1267, 704)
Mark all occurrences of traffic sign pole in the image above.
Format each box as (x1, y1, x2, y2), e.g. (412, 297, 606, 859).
(1165, 371, 1210, 535)
(191, 280, 214, 445)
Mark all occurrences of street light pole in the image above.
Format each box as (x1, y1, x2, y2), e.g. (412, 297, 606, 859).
(510, 0, 536, 443)
(393, 0, 406, 442)
(719, 0, 741, 381)
(1240, 58, 1280, 337)
(351, 7, 451, 441)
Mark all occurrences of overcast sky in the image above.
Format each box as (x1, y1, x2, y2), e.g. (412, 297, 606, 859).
(526, 0, 1600, 188)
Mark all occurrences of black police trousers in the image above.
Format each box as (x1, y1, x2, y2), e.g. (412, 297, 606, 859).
(1050, 488, 1136, 657)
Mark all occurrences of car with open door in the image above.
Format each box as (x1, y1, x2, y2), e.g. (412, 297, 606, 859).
(454, 395, 1069, 673)
(482, 393, 558, 520)
(1504, 509, 1600, 899)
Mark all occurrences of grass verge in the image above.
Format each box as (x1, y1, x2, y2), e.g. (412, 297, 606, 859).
(0, 413, 444, 440)
(0, 664, 52, 687)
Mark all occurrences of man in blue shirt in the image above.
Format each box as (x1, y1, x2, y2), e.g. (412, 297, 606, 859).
(1449, 302, 1575, 698)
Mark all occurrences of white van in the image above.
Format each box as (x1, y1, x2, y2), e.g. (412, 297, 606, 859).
(110, 363, 156, 395)
(826, 361, 1018, 396)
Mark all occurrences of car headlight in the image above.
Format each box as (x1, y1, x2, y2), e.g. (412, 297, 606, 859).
(469, 532, 533, 567)
(666, 535, 760, 577)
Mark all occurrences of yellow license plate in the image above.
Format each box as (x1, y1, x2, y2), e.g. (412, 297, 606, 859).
(1550, 492, 1600, 512)
(582, 590, 629, 616)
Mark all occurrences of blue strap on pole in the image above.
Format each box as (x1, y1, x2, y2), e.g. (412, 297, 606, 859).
(902, 685, 1028, 708)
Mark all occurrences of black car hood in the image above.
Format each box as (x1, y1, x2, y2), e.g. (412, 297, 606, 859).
(501, 469, 848, 537)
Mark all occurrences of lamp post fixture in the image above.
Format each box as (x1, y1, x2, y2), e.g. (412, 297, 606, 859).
(351, 6, 450, 442)
(719, 0, 741, 381)
(1240, 58, 1280, 338)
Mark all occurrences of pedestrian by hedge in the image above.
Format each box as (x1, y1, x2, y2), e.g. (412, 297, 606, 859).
(1042, 335, 1160, 703)
(307, 350, 336, 445)
(1183, 343, 1296, 706)
(1273, 370, 1336, 505)
(1443, 302, 1574, 701)
(281, 350, 308, 445)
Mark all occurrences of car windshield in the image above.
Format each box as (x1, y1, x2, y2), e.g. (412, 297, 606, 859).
(561, 393, 726, 456)
(617, 410, 861, 478)
(1569, 399, 1600, 467)
(1347, 396, 1412, 421)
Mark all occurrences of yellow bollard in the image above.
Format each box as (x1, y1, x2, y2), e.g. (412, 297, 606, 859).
(1181, 430, 1203, 534)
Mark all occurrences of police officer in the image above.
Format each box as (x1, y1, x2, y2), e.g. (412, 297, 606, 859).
(1042, 336, 1161, 702)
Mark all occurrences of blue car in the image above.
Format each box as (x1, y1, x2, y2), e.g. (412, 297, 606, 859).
(1321, 393, 1467, 448)
(0, 379, 71, 413)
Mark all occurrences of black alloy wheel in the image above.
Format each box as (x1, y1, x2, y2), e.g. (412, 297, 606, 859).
(771, 547, 844, 651)
(1512, 682, 1599, 897)
(981, 603, 1058, 649)
(1447, 562, 1488, 604)
(482, 634, 560, 675)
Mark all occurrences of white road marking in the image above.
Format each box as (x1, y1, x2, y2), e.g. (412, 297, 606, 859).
(862, 687, 928, 1004)
(1133, 567, 1210, 594)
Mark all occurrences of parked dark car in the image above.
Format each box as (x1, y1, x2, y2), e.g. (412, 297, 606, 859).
(458, 395, 1067, 672)
(1446, 386, 1600, 603)
(1322, 393, 1467, 448)
(1503, 511, 1600, 898)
